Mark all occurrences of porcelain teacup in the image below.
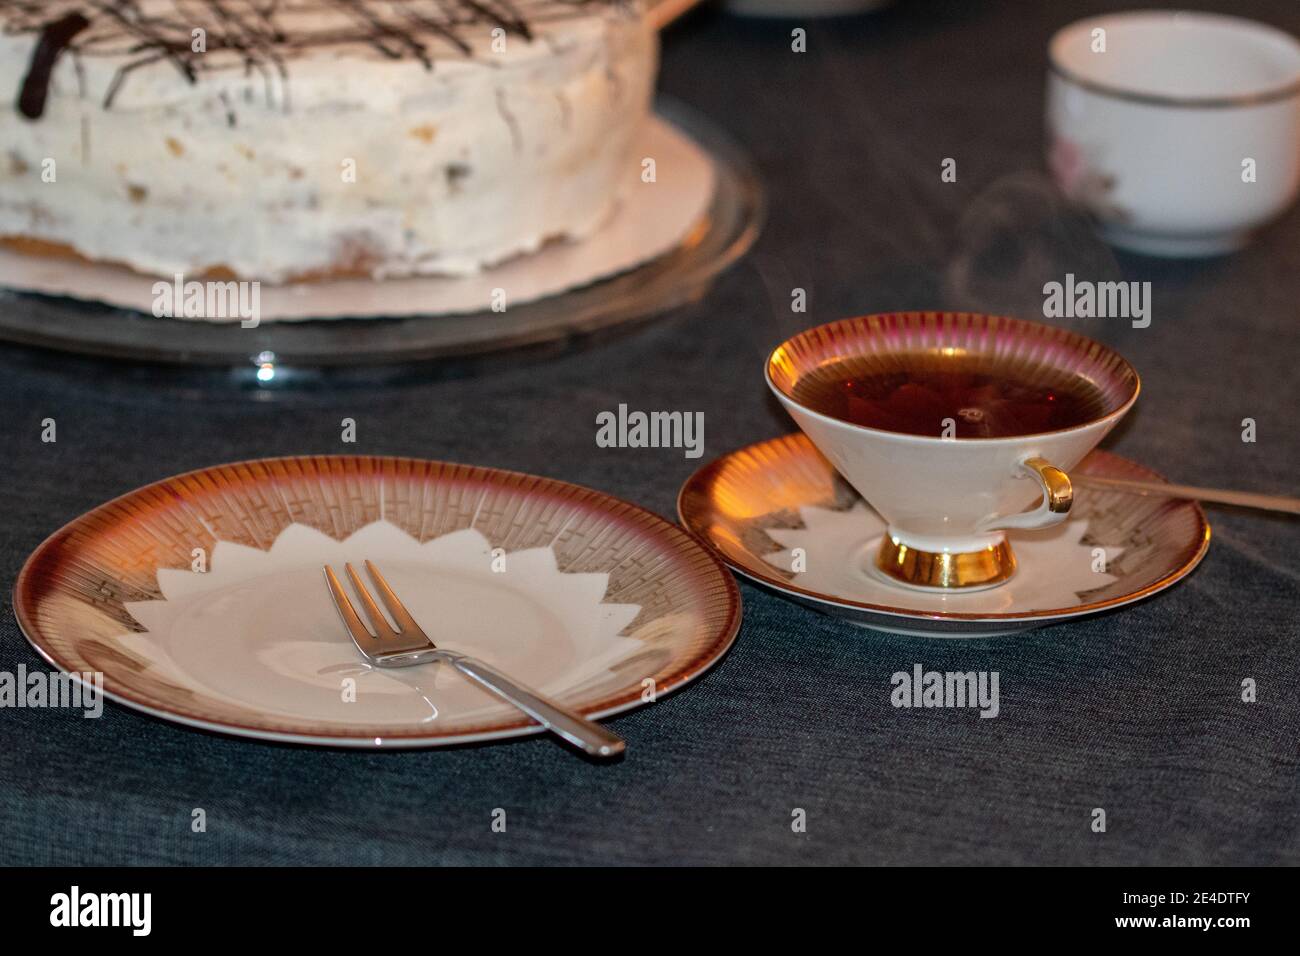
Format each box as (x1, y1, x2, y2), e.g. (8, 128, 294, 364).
(766, 312, 1140, 589)
(1047, 11, 1300, 257)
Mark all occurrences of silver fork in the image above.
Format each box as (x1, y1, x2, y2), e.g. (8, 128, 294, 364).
(323, 560, 625, 758)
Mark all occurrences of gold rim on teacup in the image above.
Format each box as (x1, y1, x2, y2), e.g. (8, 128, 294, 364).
(765, 312, 1140, 589)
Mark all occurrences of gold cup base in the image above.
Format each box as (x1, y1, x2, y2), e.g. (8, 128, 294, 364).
(875, 535, 1017, 589)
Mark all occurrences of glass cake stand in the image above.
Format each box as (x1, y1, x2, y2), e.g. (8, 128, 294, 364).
(0, 98, 763, 374)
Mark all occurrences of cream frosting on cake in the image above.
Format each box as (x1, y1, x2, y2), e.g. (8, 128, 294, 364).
(0, 1, 658, 282)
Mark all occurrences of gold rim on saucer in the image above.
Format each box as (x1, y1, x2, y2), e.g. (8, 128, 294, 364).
(678, 434, 1210, 637)
(14, 456, 742, 747)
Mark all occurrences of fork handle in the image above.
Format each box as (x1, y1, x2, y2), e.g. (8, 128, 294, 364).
(442, 653, 626, 758)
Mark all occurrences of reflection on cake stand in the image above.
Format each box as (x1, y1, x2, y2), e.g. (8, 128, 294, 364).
(0, 98, 763, 372)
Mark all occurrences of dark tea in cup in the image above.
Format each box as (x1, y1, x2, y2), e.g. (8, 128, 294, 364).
(790, 357, 1108, 439)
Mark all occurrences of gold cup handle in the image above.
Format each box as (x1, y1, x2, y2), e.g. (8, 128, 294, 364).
(976, 457, 1074, 533)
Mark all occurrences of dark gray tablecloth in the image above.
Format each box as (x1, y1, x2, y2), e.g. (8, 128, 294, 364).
(2, 0, 1297, 866)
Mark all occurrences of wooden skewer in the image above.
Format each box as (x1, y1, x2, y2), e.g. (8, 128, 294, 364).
(1074, 475, 1300, 515)
(648, 0, 705, 31)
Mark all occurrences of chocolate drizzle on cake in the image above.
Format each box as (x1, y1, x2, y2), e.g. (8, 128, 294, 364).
(1, 0, 625, 116)
(16, 10, 88, 119)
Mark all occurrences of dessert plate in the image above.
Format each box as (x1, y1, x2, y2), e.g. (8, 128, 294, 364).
(678, 434, 1209, 638)
(13, 457, 741, 747)
(0, 99, 763, 366)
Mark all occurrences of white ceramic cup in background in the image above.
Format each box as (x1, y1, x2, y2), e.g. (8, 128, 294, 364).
(1047, 10, 1300, 257)
(766, 313, 1140, 590)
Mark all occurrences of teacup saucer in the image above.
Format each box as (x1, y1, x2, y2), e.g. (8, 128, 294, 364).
(678, 434, 1209, 637)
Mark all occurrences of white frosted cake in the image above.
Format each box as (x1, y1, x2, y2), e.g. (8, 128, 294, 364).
(0, 0, 658, 282)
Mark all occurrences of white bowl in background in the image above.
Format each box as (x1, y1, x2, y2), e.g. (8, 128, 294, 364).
(1047, 11, 1300, 257)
